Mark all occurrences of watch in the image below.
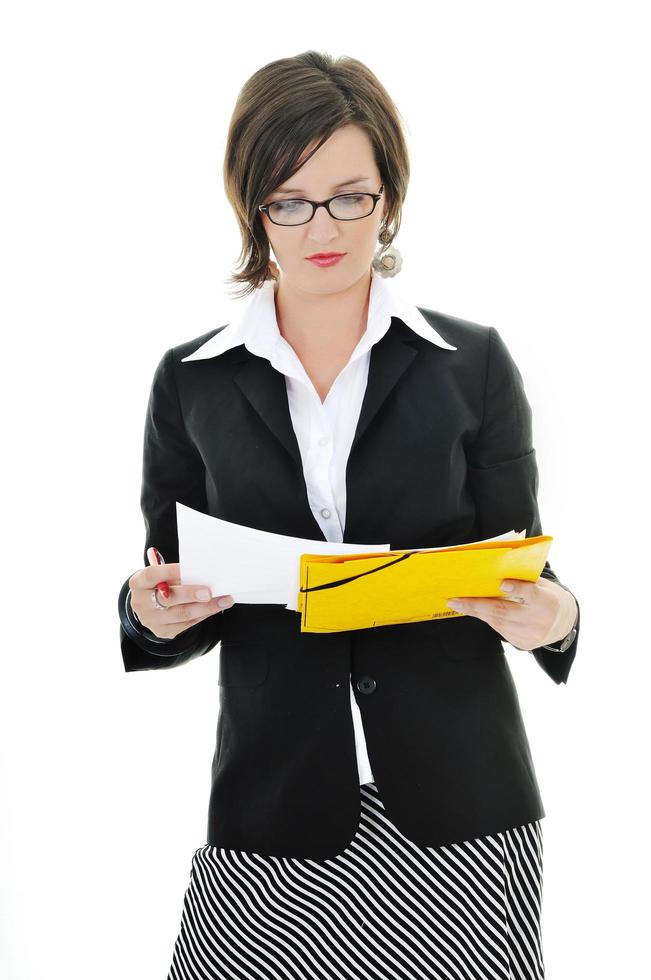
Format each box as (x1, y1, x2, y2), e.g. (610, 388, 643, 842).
(541, 606, 579, 653)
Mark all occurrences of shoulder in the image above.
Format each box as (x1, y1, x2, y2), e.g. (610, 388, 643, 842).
(410, 306, 501, 380)
(144, 324, 233, 403)
(159, 323, 241, 389)
(415, 306, 519, 369)
(150, 323, 246, 411)
(417, 305, 492, 348)
(170, 323, 230, 363)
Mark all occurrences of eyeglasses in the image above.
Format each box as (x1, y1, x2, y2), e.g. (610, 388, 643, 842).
(259, 184, 384, 226)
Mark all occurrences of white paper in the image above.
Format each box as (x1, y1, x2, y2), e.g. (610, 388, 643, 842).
(176, 503, 527, 609)
(176, 502, 391, 606)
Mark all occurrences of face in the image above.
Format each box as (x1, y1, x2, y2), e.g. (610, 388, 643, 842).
(259, 123, 388, 294)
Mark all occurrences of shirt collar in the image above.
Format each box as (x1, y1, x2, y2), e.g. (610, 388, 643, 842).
(181, 267, 458, 363)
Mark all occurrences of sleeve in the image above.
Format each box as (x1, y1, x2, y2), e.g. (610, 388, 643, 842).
(465, 326, 580, 685)
(119, 347, 224, 673)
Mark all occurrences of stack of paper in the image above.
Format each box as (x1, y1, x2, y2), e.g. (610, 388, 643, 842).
(176, 502, 548, 632)
(176, 502, 391, 606)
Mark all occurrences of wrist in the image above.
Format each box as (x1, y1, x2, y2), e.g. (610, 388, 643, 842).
(542, 593, 579, 652)
(119, 577, 175, 646)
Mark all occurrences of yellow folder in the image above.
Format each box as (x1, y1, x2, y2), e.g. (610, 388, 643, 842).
(296, 535, 553, 633)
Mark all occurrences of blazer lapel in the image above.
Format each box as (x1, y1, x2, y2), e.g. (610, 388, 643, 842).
(232, 353, 304, 472)
(230, 320, 419, 541)
(349, 322, 418, 459)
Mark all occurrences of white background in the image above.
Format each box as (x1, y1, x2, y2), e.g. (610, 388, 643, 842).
(1, 1, 648, 977)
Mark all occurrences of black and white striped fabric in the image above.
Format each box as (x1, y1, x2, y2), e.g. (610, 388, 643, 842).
(167, 782, 545, 980)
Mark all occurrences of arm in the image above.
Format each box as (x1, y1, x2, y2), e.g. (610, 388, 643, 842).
(119, 346, 223, 672)
(466, 326, 580, 685)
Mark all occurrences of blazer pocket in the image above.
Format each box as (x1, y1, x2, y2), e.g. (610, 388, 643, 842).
(218, 641, 270, 686)
(438, 615, 505, 661)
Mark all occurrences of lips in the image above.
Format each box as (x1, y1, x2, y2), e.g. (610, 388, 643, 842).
(306, 253, 346, 267)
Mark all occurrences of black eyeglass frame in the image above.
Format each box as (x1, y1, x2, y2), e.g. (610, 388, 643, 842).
(258, 184, 384, 226)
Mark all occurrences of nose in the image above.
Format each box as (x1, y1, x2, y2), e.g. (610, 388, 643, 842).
(307, 204, 341, 244)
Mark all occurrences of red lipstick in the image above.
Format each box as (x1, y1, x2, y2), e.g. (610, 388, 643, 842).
(306, 252, 346, 267)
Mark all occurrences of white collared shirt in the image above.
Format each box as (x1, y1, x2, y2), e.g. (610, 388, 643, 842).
(183, 269, 457, 785)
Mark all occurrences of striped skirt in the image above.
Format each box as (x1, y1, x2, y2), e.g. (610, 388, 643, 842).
(167, 782, 545, 980)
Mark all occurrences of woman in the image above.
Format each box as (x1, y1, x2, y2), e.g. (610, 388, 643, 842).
(118, 51, 580, 980)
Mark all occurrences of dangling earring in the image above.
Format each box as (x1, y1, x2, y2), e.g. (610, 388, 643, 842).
(371, 222, 402, 277)
(371, 242, 403, 277)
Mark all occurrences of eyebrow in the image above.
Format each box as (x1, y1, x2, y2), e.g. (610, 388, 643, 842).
(274, 176, 371, 196)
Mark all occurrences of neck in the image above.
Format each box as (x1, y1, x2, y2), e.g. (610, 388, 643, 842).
(273, 271, 372, 357)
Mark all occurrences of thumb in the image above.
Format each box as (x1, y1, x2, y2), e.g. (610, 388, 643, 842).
(146, 546, 165, 567)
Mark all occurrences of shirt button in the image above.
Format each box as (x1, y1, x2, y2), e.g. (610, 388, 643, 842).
(320, 508, 331, 519)
(318, 435, 329, 446)
(356, 675, 377, 695)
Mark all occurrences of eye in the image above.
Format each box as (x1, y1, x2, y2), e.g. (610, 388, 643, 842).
(275, 200, 303, 212)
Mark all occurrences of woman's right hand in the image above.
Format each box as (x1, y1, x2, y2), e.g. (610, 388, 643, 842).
(129, 555, 234, 640)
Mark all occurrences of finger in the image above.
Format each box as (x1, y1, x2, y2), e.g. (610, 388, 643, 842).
(146, 547, 172, 599)
(154, 611, 219, 640)
(157, 597, 227, 627)
(446, 596, 528, 618)
(146, 546, 164, 566)
(159, 584, 235, 608)
(131, 561, 183, 590)
(500, 579, 536, 600)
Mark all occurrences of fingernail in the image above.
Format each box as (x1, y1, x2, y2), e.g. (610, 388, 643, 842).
(447, 599, 463, 610)
(195, 588, 211, 601)
(500, 581, 514, 592)
(218, 597, 234, 609)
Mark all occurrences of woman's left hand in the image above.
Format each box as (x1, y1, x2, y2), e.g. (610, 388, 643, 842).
(446, 577, 578, 651)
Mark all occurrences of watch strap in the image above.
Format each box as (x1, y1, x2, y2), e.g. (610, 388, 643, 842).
(541, 606, 579, 653)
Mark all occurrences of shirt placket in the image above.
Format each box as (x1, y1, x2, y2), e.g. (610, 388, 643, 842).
(308, 394, 342, 542)
(270, 338, 344, 542)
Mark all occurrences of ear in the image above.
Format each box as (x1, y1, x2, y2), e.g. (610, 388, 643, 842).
(380, 186, 391, 224)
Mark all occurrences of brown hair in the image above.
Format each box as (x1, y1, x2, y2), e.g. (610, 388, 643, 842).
(222, 50, 411, 299)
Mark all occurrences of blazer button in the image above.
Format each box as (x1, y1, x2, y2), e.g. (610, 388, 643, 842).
(356, 675, 377, 694)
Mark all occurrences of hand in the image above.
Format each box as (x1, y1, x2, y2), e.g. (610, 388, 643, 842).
(446, 577, 578, 651)
(128, 558, 235, 640)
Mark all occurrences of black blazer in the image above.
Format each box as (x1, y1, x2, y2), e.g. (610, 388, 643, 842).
(118, 308, 580, 860)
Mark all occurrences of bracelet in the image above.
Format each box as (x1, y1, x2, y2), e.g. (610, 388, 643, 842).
(119, 577, 175, 646)
(128, 591, 142, 625)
